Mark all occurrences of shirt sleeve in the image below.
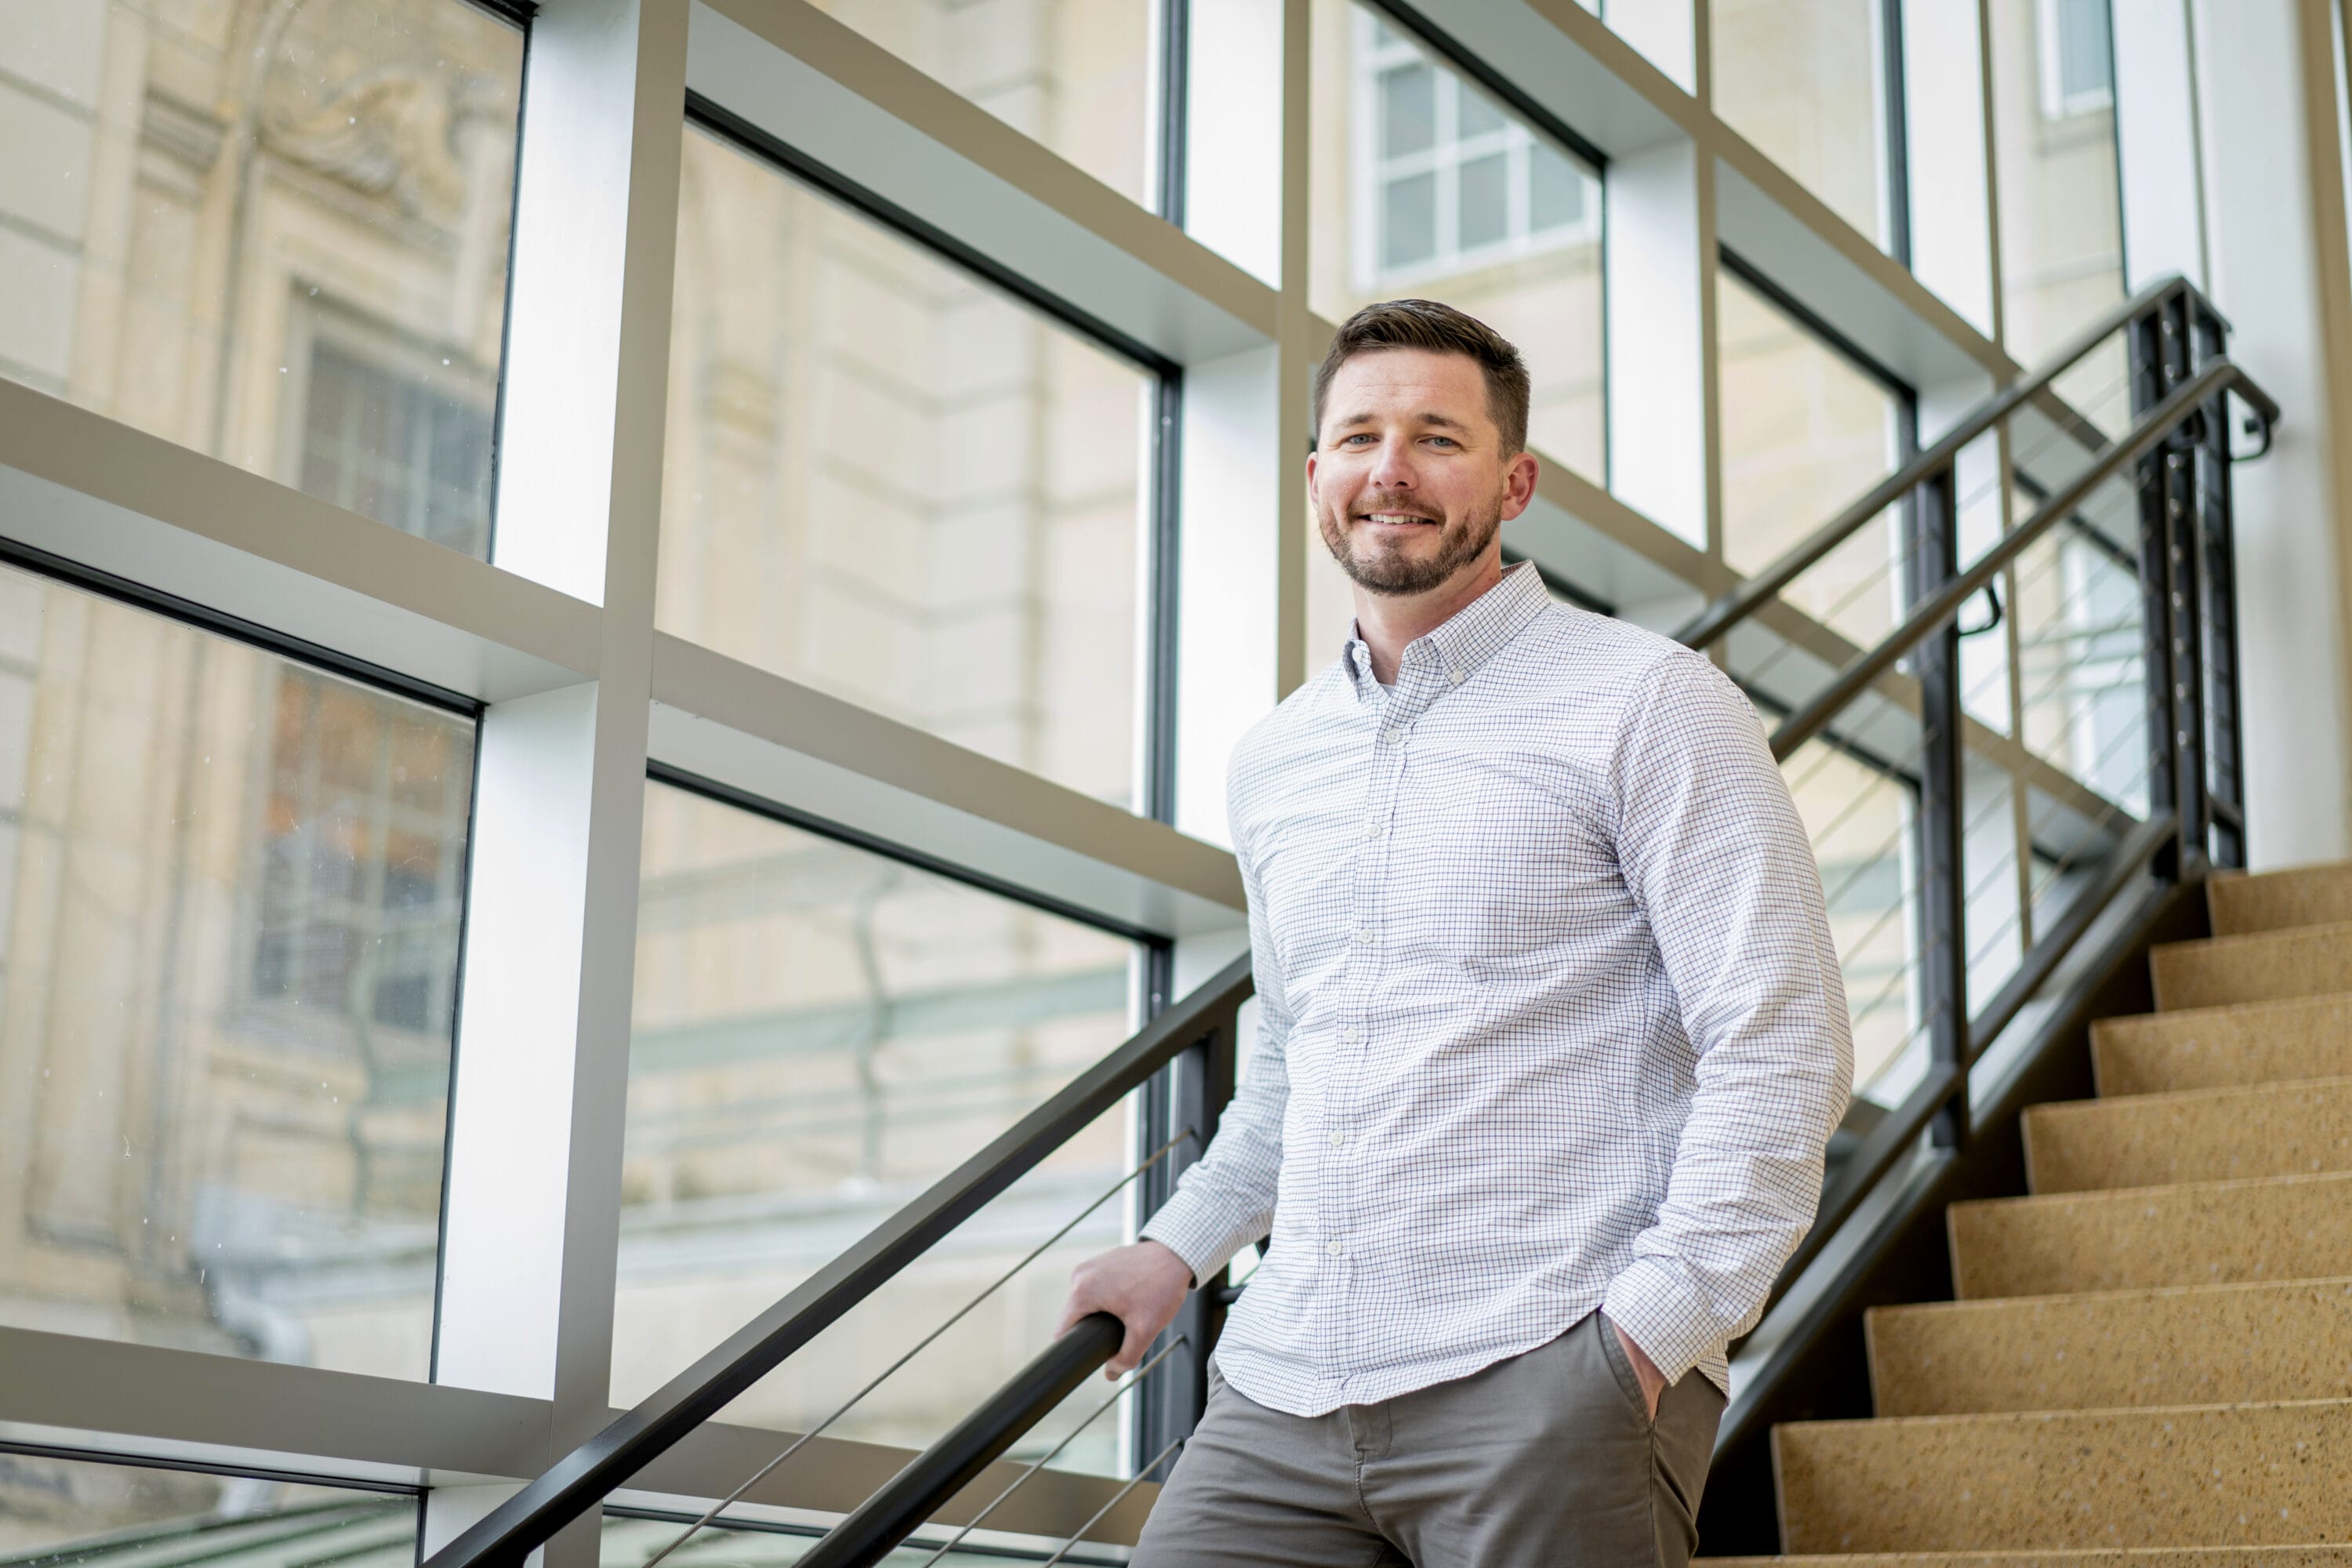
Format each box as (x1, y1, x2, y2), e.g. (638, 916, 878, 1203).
(1139, 798, 1293, 1286)
(1599, 649, 1855, 1385)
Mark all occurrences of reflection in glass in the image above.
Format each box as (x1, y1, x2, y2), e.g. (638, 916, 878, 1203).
(0, 0, 522, 557)
(1711, 0, 1889, 249)
(659, 125, 1152, 811)
(1309, 1, 1606, 476)
(0, 564, 471, 1377)
(614, 782, 1142, 1471)
(815, 0, 1155, 208)
(1716, 270, 1907, 652)
(0, 1453, 416, 1567)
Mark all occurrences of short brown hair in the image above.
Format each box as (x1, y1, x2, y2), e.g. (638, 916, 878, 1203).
(1310, 299, 1532, 455)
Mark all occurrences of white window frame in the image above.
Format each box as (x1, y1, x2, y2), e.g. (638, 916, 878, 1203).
(1348, 9, 1599, 293)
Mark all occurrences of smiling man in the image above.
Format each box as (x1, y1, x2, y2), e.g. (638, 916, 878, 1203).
(1058, 299, 1853, 1566)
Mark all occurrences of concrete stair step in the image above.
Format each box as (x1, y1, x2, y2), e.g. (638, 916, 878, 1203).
(2153, 923, 2352, 1012)
(2093, 996, 2352, 1098)
(2212, 864, 2352, 937)
(1866, 1278, 2352, 1416)
(1948, 1171, 2352, 1299)
(2022, 1078, 2352, 1194)
(1771, 1397, 2352, 1553)
(1711, 1552, 2352, 1566)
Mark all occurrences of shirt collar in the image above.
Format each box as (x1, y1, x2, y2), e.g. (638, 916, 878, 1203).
(1341, 561, 1552, 701)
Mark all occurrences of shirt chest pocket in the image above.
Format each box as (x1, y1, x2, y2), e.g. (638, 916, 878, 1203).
(1383, 751, 1619, 956)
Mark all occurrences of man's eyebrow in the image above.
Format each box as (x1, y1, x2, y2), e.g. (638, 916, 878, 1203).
(1327, 409, 1475, 433)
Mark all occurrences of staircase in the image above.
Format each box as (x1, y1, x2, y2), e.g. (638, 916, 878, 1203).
(1721, 862, 2352, 1563)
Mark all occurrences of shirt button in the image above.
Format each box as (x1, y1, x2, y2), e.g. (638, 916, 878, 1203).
(1362, 820, 1382, 839)
(1326, 1240, 1345, 1258)
(1448, 667, 1465, 684)
(1327, 1129, 1345, 1147)
(1352, 927, 1374, 943)
(1380, 728, 1404, 746)
(1342, 1026, 1363, 1043)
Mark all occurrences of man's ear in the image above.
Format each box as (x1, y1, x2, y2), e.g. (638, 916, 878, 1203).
(1500, 448, 1540, 521)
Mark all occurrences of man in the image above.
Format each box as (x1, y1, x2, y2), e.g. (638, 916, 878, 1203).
(1058, 299, 1853, 1565)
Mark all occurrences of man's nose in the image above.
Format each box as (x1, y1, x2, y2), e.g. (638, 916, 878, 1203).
(1367, 435, 1416, 489)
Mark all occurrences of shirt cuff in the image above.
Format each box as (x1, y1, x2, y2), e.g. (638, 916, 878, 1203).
(1602, 1258, 1722, 1387)
(1140, 1192, 1261, 1288)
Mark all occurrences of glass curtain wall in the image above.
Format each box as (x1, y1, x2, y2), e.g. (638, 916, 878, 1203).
(0, 563, 473, 1380)
(615, 780, 1142, 1472)
(0, 0, 524, 558)
(659, 121, 1156, 811)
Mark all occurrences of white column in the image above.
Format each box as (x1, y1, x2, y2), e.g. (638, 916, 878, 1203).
(2114, 0, 2211, 289)
(1607, 136, 1717, 554)
(2186, 0, 2352, 865)
(430, 1, 688, 1563)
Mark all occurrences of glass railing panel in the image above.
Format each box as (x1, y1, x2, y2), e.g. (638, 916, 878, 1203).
(659, 121, 1154, 811)
(1307, 1, 1607, 479)
(615, 779, 1145, 1472)
(0, 561, 471, 1377)
(0, 1452, 416, 1568)
(0, 0, 523, 557)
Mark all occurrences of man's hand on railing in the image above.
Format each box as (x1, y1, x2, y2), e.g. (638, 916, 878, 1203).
(1057, 1240, 1194, 1378)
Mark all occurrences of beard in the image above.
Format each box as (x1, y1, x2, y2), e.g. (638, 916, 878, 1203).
(1318, 488, 1503, 597)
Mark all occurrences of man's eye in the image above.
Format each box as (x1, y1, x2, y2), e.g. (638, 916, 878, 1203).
(1344, 434, 1375, 445)
(1427, 436, 1458, 448)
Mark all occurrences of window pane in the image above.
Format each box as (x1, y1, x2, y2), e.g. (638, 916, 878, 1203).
(1381, 64, 1438, 157)
(817, 0, 1154, 207)
(1991, 0, 2128, 431)
(614, 782, 1142, 1468)
(1458, 154, 1511, 252)
(1312, 0, 1606, 478)
(2056, 0, 2114, 101)
(1382, 172, 1439, 269)
(0, 563, 472, 1379)
(659, 125, 1152, 811)
(1456, 84, 1507, 142)
(0, 1453, 416, 1565)
(1712, 0, 1889, 249)
(1716, 270, 1905, 652)
(0, 1, 521, 559)
(1530, 141, 1585, 231)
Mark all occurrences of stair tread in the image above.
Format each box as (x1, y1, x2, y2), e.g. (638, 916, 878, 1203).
(1947, 1171, 2352, 1299)
(1772, 1396, 2352, 1552)
(2092, 993, 2352, 1098)
(2023, 1076, 2352, 1193)
(1866, 1276, 2352, 1416)
(2212, 863, 2352, 938)
(2152, 921, 2352, 1011)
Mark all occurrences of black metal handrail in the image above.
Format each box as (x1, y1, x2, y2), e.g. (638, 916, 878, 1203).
(1673, 272, 2216, 654)
(421, 955, 1252, 1568)
(1763, 354, 2279, 764)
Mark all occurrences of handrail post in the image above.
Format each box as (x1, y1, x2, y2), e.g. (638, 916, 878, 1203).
(2192, 299, 2249, 869)
(1133, 993, 1240, 1480)
(2131, 292, 2191, 880)
(1909, 465, 1969, 1147)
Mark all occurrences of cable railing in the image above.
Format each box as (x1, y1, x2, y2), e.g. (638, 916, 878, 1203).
(425, 281, 2274, 1568)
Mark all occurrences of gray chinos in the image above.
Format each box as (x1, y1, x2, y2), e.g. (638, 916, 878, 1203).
(1131, 1309, 1725, 1567)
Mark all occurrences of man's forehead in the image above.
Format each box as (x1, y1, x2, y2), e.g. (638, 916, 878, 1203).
(1329, 347, 1485, 399)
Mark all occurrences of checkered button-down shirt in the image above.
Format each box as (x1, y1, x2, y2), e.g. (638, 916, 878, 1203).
(1142, 562, 1853, 1414)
